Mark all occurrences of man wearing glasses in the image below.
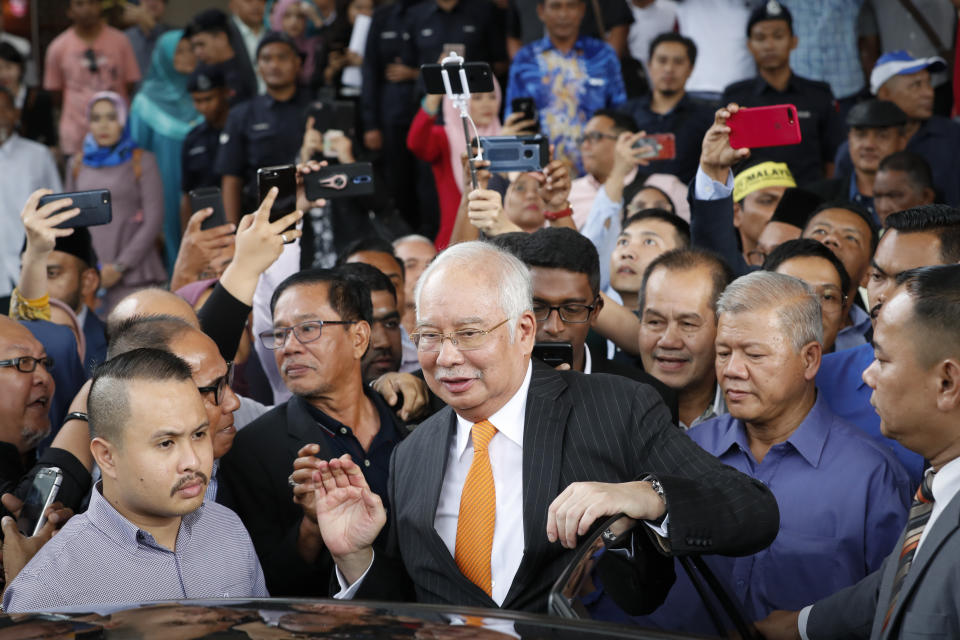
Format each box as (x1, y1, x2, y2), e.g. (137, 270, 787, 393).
(0, 316, 55, 496)
(218, 269, 407, 598)
(517, 227, 677, 422)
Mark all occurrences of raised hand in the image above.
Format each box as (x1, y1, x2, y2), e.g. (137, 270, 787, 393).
(700, 103, 751, 183)
(300, 116, 323, 163)
(170, 207, 236, 291)
(20, 189, 79, 257)
(1, 492, 73, 591)
(467, 188, 521, 236)
(314, 455, 386, 585)
(536, 156, 572, 212)
(546, 480, 663, 549)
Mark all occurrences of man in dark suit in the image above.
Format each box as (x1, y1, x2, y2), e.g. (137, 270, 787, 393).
(516, 226, 678, 423)
(310, 241, 779, 613)
(758, 263, 960, 638)
(218, 268, 408, 597)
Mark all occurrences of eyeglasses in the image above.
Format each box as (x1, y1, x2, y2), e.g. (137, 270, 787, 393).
(576, 131, 618, 146)
(813, 285, 847, 311)
(532, 299, 599, 324)
(411, 318, 510, 353)
(259, 319, 356, 350)
(0, 355, 54, 373)
(197, 361, 235, 406)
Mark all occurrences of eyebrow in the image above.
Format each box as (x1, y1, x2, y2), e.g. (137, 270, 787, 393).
(533, 296, 590, 304)
(870, 260, 887, 276)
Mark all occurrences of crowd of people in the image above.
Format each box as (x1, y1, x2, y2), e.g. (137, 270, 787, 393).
(1, 0, 960, 637)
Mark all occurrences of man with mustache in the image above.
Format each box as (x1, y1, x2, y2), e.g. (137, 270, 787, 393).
(219, 269, 407, 596)
(3, 348, 267, 612)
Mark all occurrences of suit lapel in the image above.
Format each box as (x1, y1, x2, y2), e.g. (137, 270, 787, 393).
(418, 409, 464, 575)
(882, 491, 960, 638)
(503, 364, 570, 607)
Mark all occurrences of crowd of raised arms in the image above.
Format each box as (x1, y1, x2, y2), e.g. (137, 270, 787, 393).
(1, 0, 960, 637)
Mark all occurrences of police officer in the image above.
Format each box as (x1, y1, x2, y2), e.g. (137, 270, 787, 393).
(180, 65, 231, 228)
(216, 31, 314, 223)
(361, 0, 423, 233)
(401, 0, 506, 71)
(722, 1, 845, 186)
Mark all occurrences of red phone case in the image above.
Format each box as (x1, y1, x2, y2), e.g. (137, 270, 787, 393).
(727, 104, 802, 149)
(635, 133, 676, 160)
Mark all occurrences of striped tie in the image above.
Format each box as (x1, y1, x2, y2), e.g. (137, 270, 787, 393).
(882, 471, 936, 630)
(455, 419, 498, 596)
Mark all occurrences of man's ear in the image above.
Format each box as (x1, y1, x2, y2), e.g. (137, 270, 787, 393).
(352, 320, 371, 359)
(91, 436, 119, 480)
(732, 201, 742, 229)
(922, 187, 936, 205)
(589, 293, 604, 326)
(80, 267, 100, 304)
(936, 358, 960, 412)
(801, 341, 822, 381)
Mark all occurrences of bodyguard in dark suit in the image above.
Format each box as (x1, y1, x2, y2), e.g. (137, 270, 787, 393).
(516, 227, 678, 423)
(758, 264, 960, 639)
(219, 269, 408, 596)
(310, 241, 779, 613)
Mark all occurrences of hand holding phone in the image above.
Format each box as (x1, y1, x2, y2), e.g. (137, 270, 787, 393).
(188, 187, 228, 231)
(532, 342, 574, 368)
(304, 162, 375, 200)
(17, 467, 63, 537)
(631, 133, 676, 160)
(257, 165, 298, 237)
(37, 189, 112, 229)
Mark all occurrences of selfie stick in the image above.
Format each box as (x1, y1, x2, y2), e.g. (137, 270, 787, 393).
(440, 53, 483, 190)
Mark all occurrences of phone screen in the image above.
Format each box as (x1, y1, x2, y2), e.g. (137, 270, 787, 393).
(257, 165, 298, 233)
(18, 467, 62, 536)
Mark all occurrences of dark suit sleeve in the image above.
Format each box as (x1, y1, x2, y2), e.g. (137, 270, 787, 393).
(218, 427, 333, 597)
(625, 387, 780, 557)
(196, 282, 252, 362)
(686, 181, 752, 277)
(805, 563, 884, 640)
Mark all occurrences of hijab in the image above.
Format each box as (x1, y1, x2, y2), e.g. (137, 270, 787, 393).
(442, 76, 502, 193)
(82, 91, 137, 169)
(130, 30, 201, 140)
(270, 0, 319, 84)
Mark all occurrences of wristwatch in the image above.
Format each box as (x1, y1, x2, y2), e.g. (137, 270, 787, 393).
(645, 477, 667, 525)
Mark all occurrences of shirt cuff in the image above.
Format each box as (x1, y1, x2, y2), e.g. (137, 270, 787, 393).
(644, 513, 669, 538)
(333, 550, 375, 600)
(694, 166, 734, 201)
(798, 605, 813, 640)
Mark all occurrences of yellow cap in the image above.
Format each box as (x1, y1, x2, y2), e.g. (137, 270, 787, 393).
(733, 161, 796, 202)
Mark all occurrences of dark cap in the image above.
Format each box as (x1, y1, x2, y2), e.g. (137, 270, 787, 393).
(846, 99, 908, 128)
(187, 64, 226, 92)
(747, 0, 793, 37)
(769, 188, 823, 229)
(188, 8, 230, 35)
(55, 227, 99, 269)
(256, 31, 305, 60)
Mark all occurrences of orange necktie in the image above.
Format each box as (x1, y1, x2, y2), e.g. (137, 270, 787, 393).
(455, 419, 498, 596)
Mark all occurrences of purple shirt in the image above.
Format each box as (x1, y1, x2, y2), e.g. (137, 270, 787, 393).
(4, 484, 268, 612)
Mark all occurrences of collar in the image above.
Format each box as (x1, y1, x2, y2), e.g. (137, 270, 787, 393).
(88, 481, 203, 553)
(266, 88, 302, 107)
(0, 132, 22, 154)
(681, 384, 726, 430)
(76, 304, 89, 328)
(752, 73, 797, 95)
(231, 14, 261, 38)
(455, 361, 532, 458)
(847, 304, 871, 335)
(535, 35, 588, 57)
(715, 390, 830, 467)
(931, 456, 960, 505)
(582, 344, 592, 374)
(14, 84, 25, 110)
(302, 384, 393, 438)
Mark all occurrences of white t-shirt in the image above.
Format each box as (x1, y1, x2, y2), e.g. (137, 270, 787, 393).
(675, 0, 754, 94)
(627, 0, 679, 70)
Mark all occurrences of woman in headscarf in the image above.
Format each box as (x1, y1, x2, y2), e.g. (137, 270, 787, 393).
(407, 78, 534, 250)
(66, 91, 166, 315)
(270, 0, 322, 86)
(129, 30, 200, 271)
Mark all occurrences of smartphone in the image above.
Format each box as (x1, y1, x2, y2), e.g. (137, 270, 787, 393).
(632, 133, 676, 160)
(510, 97, 539, 134)
(188, 187, 228, 231)
(421, 61, 494, 95)
(17, 467, 63, 537)
(533, 342, 574, 368)
(257, 165, 298, 236)
(308, 100, 356, 138)
(38, 189, 112, 229)
(304, 162, 375, 200)
(480, 135, 549, 173)
(728, 104, 802, 149)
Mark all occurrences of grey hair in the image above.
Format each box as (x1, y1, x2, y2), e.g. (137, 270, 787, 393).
(414, 241, 533, 341)
(716, 271, 823, 351)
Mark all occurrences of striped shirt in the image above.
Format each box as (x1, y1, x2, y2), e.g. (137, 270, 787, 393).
(3, 484, 268, 612)
(781, 0, 866, 99)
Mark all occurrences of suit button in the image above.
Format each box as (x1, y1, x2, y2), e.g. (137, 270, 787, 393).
(340, 428, 348, 434)
(686, 537, 695, 545)
(363, 459, 371, 468)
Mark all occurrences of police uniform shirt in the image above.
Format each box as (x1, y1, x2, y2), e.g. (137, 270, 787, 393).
(181, 121, 224, 195)
(362, 2, 417, 132)
(214, 89, 314, 207)
(402, 0, 506, 68)
(722, 74, 844, 186)
(624, 94, 715, 183)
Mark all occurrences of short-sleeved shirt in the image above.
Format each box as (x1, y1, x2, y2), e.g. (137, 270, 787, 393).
(780, 0, 865, 100)
(722, 73, 844, 186)
(622, 93, 715, 183)
(181, 120, 223, 195)
(401, 0, 506, 68)
(505, 36, 626, 175)
(214, 89, 314, 210)
(3, 484, 268, 612)
(42, 25, 141, 155)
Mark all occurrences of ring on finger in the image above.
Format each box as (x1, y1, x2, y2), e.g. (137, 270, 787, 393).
(288, 473, 297, 487)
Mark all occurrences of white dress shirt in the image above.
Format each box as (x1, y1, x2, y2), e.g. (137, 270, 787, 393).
(798, 457, 960, 639)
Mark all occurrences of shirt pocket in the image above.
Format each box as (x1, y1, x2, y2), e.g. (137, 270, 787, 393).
(899, 611, 955, 638)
